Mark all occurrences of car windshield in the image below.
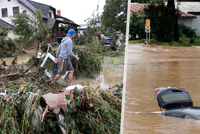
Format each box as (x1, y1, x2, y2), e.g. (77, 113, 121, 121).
(161, 91, 191, 102)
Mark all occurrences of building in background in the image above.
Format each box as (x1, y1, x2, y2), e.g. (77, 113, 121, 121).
(0, 0, 80, 43)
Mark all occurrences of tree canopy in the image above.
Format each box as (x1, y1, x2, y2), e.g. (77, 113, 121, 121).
(101, 0, 127, 34)
(11, 9, 49, 49)
(0, 26, 16, 58)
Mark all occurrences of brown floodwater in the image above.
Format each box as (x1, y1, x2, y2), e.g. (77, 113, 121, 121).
(123, 43, 200, 133)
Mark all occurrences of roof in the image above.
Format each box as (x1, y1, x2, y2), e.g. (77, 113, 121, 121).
(179, 11, 196, 18)
(130, 3, 147, 13)
(28, 0, 56, 18)
(18, 0, 47, 19)
(46, 17, 56, 29)
(56, 15, 80, 27)
(2, 0, 79, 30)
(130, 3, 196, 18)
(27, 0, 79, 27)
(0, 19, 14, 29)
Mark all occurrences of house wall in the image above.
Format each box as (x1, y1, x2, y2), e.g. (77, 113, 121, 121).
(8, 29, 19, 39)
(0, 0, 34, 24)
(0, 0, 34, 39)
(178, 16, 200, 37)
(192, 15, 200, 37)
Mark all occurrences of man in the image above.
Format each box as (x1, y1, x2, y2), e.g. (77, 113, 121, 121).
(54, 29, 79, 86)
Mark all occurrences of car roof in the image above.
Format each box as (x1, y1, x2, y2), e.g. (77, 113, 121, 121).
(154, 86, 189, 97)
(163, 106, 200, 118)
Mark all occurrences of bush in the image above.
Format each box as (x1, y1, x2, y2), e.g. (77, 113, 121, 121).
(129, 11, 146, 40)
(74, 34, 86, 45)
(0, 26, 17, 58)
(179, 23, 197, 38)
(187, 27, 197, 38)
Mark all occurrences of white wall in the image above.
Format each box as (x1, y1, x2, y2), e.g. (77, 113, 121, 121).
(178, 16, 200, 37)
(0, 0, 34, 39)
(7, 29, 19, 39)
(192, 15, 200, 37)
(0, 0, 34, 24)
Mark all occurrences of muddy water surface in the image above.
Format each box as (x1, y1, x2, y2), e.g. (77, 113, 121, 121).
(124, 43, 200, 133)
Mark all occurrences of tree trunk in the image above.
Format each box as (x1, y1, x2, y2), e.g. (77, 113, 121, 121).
(167, 0, 179, 41)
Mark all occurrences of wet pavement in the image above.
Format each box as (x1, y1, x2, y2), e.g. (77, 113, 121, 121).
(123, 43, 200, 133)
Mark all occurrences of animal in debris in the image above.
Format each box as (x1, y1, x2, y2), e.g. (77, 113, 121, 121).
(1, 59, 6, 66)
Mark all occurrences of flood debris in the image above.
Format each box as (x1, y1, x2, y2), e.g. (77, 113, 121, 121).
(0, 56, 122, 133)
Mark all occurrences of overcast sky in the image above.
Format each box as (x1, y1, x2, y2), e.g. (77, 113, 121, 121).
(33, 0, 106, 25)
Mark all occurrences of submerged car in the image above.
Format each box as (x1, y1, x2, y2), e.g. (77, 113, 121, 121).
(155, 86, 200, 120)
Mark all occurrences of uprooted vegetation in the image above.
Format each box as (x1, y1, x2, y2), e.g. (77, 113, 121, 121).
(41, 36, 125, 79)
(0, 62, 122, 133)
(0, 37, 123, 133)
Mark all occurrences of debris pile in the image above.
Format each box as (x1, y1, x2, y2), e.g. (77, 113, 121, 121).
(0, 62, 122, 133)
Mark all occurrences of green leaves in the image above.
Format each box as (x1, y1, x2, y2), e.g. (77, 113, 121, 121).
(0, 25, 16, 58)
(11, 9, 49, 49)
(102, 0, 127, 34)
(66, 100, 71, 105)
(143, 4, 175, 42)
(65, 94, 70, 99)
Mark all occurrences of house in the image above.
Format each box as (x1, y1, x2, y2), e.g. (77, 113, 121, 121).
(130, 3, 199, 36)
(0, 0, 80, 43)
(175, 2, 200, 37)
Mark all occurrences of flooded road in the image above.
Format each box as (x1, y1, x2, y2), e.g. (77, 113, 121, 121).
(124, 43, 200, 133)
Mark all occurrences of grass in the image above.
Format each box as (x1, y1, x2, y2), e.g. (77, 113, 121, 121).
(129, 40, 140, 43)
(129, 37, 200, 47)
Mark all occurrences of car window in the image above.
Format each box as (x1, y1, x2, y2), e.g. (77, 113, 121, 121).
(185, 115, 195, 119)
(166, 113, 183, 118)
(161, 91, 190, 102)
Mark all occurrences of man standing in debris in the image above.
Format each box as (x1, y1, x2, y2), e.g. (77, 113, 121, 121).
(54, 29, 79, 86)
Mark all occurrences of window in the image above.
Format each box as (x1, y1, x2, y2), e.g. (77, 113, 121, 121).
(13, 7, 19, 15)
(2, 8, 8, 17)
(166, 113, 183, 118)
(161, 90, 190, 103)
(185, 115, 195, 120)
(49, 12, 51, 17)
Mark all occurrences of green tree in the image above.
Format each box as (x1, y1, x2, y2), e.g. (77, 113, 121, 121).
(101, 0, 127, 34)
(0, 26, 16, 58)
(129, 11, 146, 39)
(144, 4, 175, 41)
(11, 9, 49, 49)
(131, 0, 200, 41)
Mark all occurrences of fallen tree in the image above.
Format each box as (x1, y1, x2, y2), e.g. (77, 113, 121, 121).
(0, 60, 122, 134)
